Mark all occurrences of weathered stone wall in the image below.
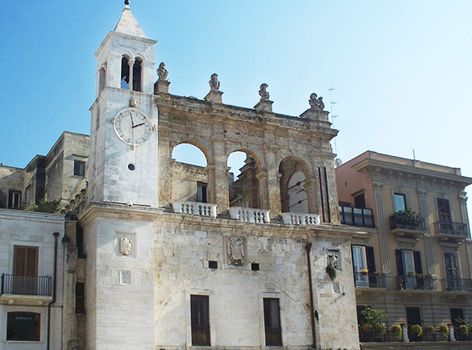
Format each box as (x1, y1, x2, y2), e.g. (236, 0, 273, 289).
(0, 165, 24, 207)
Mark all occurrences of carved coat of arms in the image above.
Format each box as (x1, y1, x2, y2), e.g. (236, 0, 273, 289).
(119, 237, 133, 256)
(228, 237, 245, 266)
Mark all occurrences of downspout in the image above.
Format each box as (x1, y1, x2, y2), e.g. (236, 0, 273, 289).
(305, 242, 317, 349)
(47, 232, 60, 350)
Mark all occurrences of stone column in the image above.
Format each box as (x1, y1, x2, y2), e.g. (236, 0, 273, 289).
(374, 183, 391, 274)
(158, 133, 172, 207)
(256, 171, 269, 210)
(212, 138, 230, 211)
(306, 175, 321, 217)
(128, 59, 134, 91)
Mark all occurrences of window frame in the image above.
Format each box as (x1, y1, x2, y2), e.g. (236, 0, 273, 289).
(73, 159, 86, 177)
(393, 193, 406, 212)
(190, 294, 211, 346)
(6, 312, 41, 341)
(8, 190, 21, 209)
(263, 297, 283, 346)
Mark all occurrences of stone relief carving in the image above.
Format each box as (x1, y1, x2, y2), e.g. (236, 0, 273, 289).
(327, 250, 339, 269)
(157, 62, 169, 81)
(209, 73, 220, 91)
(227, 237, 245, 266)
(129, 98, 138, 108)
(259, 83, 270, 101)
(309, 93, 325, 110)
(119, 237, 133, 256)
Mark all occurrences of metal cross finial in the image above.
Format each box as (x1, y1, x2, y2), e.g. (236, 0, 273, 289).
(125, 0, 130, 5)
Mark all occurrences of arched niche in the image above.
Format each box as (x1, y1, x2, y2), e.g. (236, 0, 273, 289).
(171, 143, 209, 203)
(279, 157, 310, 213)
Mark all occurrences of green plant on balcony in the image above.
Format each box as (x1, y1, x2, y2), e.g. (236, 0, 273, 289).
(360, 268, 369, 275)
(26, 199, 60, 213)
(458, 325, 469, 336)
(390, 324, 402, 340)
(395, 208, 422, 226)
(425, 325, 436, 334)
(437, 324, 449, 338)
(411, 324, 423, 337)
(360, 306, 387, 335)
(407, 271, 416, 277)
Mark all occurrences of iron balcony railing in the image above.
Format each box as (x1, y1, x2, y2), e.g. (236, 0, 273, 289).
(440, 278, 472, 292)
(433, 221, 468, 237)
(353, 272, 386, 288)
(339, 206, 374, 227)
(389, 213, 426, 231)
(396, 275, 438, 291)
(1, 274, 52, 296)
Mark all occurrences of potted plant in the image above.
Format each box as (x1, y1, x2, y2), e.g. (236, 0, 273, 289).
(391, 324, 402, 340)
(360, 268, 369, 275)
(411, 324, 423, 337)
(373, 270, 381, 276)
(438, 324, 449, 338)
(407, 271, 416, 277)
(326, 264, 336, 281)
(425, 325, 435, 333)
(458, 325, 469, 336)
(360, 306, 387, 342)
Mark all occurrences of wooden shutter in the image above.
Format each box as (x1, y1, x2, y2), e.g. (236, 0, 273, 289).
(14, 246, 38, 276)
(191, 295, 210, 346)
(414, 251, 424, 288)
(366, 246, 377, 285)
(395, 249, 404, 276)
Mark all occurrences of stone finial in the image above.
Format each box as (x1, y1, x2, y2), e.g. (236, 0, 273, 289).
(124, 0, 130, 6)
(259, 83, 270, 101)
(154, 62, 171, 94)
(254, 83, 273, 113)
(209, 73, 220, 91)
(300, 92, 329, 121)
(204, 73, 223, 103)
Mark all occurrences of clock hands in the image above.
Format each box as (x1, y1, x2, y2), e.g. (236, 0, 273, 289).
(132, 122, 145, 128)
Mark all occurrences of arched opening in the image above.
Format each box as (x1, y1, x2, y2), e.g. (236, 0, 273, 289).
(279, 158, 309, 213)
(228, 151, 260, 209)
(171, 143, 209, 203)
(132, 58, 143, 92)
(121, 56, 130, 90)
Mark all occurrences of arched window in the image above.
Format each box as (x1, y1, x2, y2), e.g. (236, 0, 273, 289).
(132, 58, 143, 92)
(98, 65, 106, 93)
(228, 151, 260, 209)
(121, 56, 130, 90)
(279, 158, 309, 213)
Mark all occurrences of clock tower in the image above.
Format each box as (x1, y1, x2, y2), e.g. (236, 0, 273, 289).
(88, 1, 158, 207)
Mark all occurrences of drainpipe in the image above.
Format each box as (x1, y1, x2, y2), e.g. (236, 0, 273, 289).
(47, 232, 60, 350)
(305, 242, 317, 349)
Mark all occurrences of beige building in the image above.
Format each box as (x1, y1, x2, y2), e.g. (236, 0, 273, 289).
(336, 151, 472, 348)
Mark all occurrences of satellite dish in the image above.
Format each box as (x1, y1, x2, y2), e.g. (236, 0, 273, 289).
(334, 158, 343, 167)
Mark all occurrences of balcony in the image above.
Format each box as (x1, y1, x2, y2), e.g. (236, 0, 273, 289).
(229, 207, 270, 224)
(1, 274, 52, 305)
(396, 275, 438, 291)
(354, 272, 386, 289)
(433, 221, 468, 241)
(282, 212, 320, 226)
(440, 278, 472, 292)
(339, 206, 374, 227)
(389, 213, 426, 238)
(174, 201, 217, 218)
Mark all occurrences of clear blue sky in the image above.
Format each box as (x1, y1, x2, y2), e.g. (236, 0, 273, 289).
(1, 1, 471, 185)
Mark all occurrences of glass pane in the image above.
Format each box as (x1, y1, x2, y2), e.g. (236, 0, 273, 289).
(394, 193, 406, 212)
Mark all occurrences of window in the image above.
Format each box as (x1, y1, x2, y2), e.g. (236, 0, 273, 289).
(208, 261, 217, 269)
(14, 246, 38, 276)
(263, 298, 282, 346)
(406, 307, 422, 341)
(444, 252, 461, 291)
(7, 312, 40, 341)
(132, 58, 142, 92)
(352, 245, 376, 287)
(76, 283, 85, 314)
(394, 193, 406, 212)
(8, 190, 21, 209)
(354, 193, 366, 209)
(251, 263, 260, 271)
(437, 198, 452, 223)
(197, 182, 208, 203)
(74, 160, 86, 176)
(121, 56, 130, 90)
(191, 295, 210, 346)
(395, 249, 423, 289)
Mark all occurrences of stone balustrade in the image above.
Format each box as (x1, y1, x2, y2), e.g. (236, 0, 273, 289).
(229, 207, 270, 224)
(282, 212, 320, 225)
(174, 201, 217, 218)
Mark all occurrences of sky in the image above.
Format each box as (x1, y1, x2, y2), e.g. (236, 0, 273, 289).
(1, 1, 471, 191)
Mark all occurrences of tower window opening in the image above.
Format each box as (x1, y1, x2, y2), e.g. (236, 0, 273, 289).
(121, 57, 130, 90)
(132, 58, 143, 92)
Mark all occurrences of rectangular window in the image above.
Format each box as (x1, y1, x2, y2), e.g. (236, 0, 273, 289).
(395, 249, 423, 289)
(8, 190, 21, 209)
(437, 198, 452, 223)
(14, 246, 38, 276)
(25, 185, 32, 205)
(197, 182, 208, 203)
(191, 295, 211, 346)
(263, 298, 282, 346)
(7, 312, 40, 341)
(354, 193, 366, 209)
(352, 245, 368, 287)
(394, 193, 406, 212)
(76, 283, 85, 314)
(74, 160, 86, 177)
(444, 252, 461, 291)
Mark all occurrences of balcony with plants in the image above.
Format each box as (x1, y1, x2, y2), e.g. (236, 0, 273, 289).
(389, 208, 426, 237)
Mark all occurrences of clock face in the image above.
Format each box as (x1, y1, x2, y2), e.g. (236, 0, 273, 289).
(113, 109, 153, 146)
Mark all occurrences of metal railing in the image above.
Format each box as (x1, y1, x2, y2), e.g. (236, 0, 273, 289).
(396, 275, 438, 291)
(353, 272, 386, 288)
(339, 206, 374, 227)
(1, 274, 52, 296)
(389, 213, 426, 231)
(440, 278, 472, 292)
(433, 221, 468, 237)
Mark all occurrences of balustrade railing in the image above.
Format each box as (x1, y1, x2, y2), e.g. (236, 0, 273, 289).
(174, 201, 217, 218)
(433, 221, 468, 237)
(281, 212, 320, 225)
(1, 274, 52, 296)
(229, 207, 270, 224)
